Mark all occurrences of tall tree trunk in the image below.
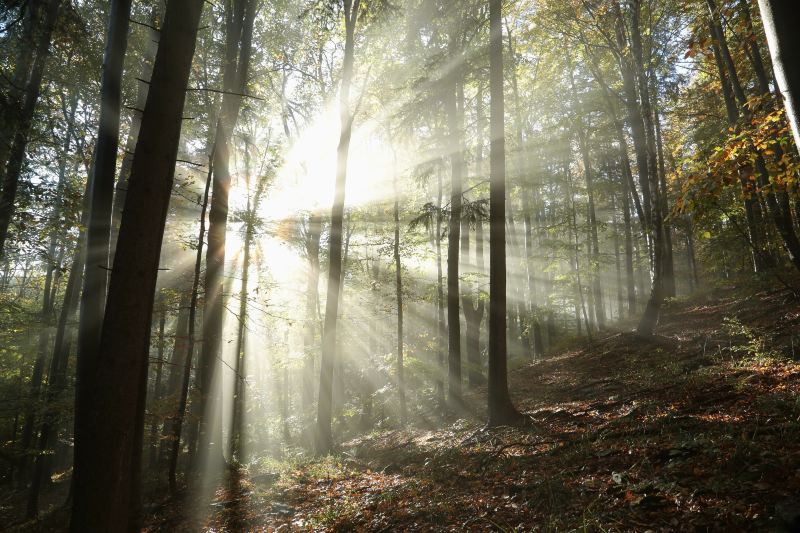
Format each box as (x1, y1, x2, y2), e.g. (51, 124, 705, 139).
(567, 52, 605, 329)
(230, 140, 261, 462)
(567, 158, 592, 340)
(713, 0, 800, 270)
(315, 0, 360, 455)
(622, 167, 636, 315)
(0, 0, 63, 257)
(757, 0, 800, 150)
(0, 0, 38, 181)
(632, 0, 667, 335)
(487, 0, 522, 427)
(169, 155, 212, 494)
(435, 167, 445, 411)
(709, 28, 772, 271)
(197, 0, 256, 467)
(393, 171, 406, 424)
(27, 180, 90, 518)
(508, 35, 540, 357)
(148, 294, 167, 469)
(160, 289, 189, 463)
(69, 0, 204, 528)
(72, 0, 135, 524)
(111, 6, 160, 259)
(614, 2, 653, 242)
(445, 75, 463, 409)
(653, 101, 675, 297)
(462, 218, 485, 389)
(302, 213, 321, 412)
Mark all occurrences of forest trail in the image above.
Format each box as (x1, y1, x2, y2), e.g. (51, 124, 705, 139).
(140, 281, 800, 532)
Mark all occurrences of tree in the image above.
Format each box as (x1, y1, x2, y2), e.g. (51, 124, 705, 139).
(72, 0, 135, 522)
(197, 0, 257, 467)
(757, 0, 800, 151)
(69, 0, 205, 527)
(487, 0, 523, 427)
(316, 0, 360, 455)
(0, 0, 63, 257)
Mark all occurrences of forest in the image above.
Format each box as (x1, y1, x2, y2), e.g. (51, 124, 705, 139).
(1, 0, 800, 530)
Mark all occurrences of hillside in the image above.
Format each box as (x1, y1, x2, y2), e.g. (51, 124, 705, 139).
(139, 281, 800, 532)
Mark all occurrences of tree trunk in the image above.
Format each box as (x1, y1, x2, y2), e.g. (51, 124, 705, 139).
(27, 181, 90, 517)
(160, 289, 189, 463)
(111, 6, 160, 260)
(197, 0, 256, 467)
(302, 213, 321, 412)
(462, 219, 485, 389)
(0, 0, 63, 257)
(169, 155, 212, 494)
(393, 171, 406, 424)
(0, 0, 38, 182)
(487, 0, 522, 427)
(757, 0, 800, 151)
(630, 0, 667, 334)
(445, 75, 463, 409)
(614, 2, 653, 240)
(315, 0, 360, 455)
(72, 0, 135, 523)
(435, 167, 445, 411)
(69, 0, 204, 528)
(148, 294, 167, 470)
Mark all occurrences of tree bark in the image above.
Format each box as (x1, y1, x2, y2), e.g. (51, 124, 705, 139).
(757, 0, 800, 150)
(393, 171, 406, 424)
(111, 6, 160, 260)
(487, 0, 522, 427)
(169, 155, 212, 494)
(27, 180, 90, 518)
(69, 0, 204, 528)
(197, 0, 256, 467)
(316, 0, 360, 455)
(72, 0, 135, 523)
(302, 213, 321, 412)
(0, 0, 63, 257)
(445, 75, 463, 409)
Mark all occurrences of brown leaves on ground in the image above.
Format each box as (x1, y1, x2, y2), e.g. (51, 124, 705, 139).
(145, 282, 800, 532)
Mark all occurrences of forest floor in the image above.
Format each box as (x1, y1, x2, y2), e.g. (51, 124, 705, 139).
(7, 279, 800, 532)
(140, 279, 800, 532)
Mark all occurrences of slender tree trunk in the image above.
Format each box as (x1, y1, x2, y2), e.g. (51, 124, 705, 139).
(160, 289, 189, 463)
(393, 171, 406, 424)
(197, 0, 256, 467)
(69, 0, 204, 528)
(0, 0, 63, 257)
(632, 0, 667, 335)
(316, 0, 360, 455)
(445, 76, 463, 409)
(435, 167, 445, 411)
(462, 217, 485, 388)
(27, 182, 90, 517)
(72, 0, 135, 524)
(111, 6, 160, 259)
(231, 141, 261, 462)
(0, 0, 37, 181)
(487, 0, 522, 427)
(148, 294, 167, 469)
(169, 155, 212, 494)
(302, 214, 321, 412)
(758, 0, 800, 150)
(653, 101, 675, 297)
(614, 3, 653, 241)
